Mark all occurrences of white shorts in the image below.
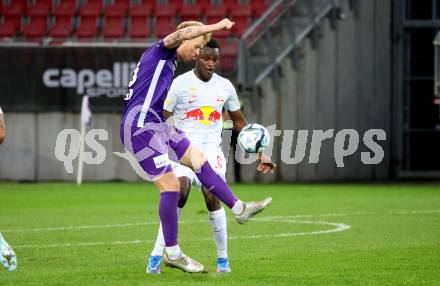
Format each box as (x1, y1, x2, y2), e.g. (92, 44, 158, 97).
(171, 148, 227, 190)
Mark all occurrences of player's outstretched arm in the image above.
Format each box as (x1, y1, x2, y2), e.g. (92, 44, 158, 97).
(163, 19, 235, 49)
(0, 109, 5, 144)
(228, 110, 276, 174)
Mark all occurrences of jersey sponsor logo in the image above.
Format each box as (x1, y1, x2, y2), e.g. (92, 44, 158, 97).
(188, 95, 198, 104)
(153, 153, 170, 168)
(42, 62, 137, 97)
(183, 106, 222, 126)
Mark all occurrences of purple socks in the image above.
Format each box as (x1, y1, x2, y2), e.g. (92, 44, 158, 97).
(195, 161, 238, 209)
(159, 191, 179, 247)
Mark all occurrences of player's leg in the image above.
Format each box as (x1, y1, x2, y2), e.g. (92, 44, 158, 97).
(177, 143, 272, 224)
(201, 187, 231, 273)
(121, 124, 203, 273)
(0, 231, 17, 271)
(200, 150, 230, 272)
(147, 174, 192, 274)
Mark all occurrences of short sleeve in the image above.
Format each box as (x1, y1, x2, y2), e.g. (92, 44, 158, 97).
(224, 80, 241, 112)
(156, 39, 177, 60)
(163, 79, 179, 112)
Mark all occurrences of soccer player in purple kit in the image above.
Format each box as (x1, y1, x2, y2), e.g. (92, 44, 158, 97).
(120, 19, 272, 273)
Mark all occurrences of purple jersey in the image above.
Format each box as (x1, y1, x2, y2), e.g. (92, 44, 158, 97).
(122, 40, 177, 127)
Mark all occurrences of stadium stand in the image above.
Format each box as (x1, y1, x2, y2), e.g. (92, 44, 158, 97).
(0, 0, 273, 71)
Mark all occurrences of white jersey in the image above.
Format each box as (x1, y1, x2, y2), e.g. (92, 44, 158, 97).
(164, 70, 240, 151)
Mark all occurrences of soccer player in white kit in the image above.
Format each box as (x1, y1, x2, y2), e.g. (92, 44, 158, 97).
(146, 39, 276, 274)
(0, 106, 17, 272)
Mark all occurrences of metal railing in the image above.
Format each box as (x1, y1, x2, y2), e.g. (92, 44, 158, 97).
(237, 0, 341, 89)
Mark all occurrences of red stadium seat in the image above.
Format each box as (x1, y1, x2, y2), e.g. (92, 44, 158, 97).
(180, 3, 203, 22)
(206, 5, 227, 24)
(49, 22, 72, 38)
(213, 29, 232, 39)
(80, 2, 102, 23)
(232, 17, 251, 37)
(103, 21, 125, 39)
(27, 2, 51, 23)
(224, 0, 239, 12)
(231, 4, 252, 18)
(76, 22, 99, 38)
(2, 2, 25, 30)
(129, 3, 153, 23)
(0, 22, 18, 38)
(253, 0, 269, 18)
(2, 16, 22, 31)
(54, 2, 77, 21)
(155, 3, 178, 18)
(105, 2, 128, 22)
(156, 21, 176, 39)
(129, 21, 151, 38)
(23, 20, 47, 38)
(219, 40, 238, 71)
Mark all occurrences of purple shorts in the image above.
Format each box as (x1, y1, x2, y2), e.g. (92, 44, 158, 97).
(120, 121, 191, 179)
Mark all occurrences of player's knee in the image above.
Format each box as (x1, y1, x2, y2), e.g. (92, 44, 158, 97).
(155, 172, 180, 191)
(181, 145, 208, 171)
(192, 149, 208, 171)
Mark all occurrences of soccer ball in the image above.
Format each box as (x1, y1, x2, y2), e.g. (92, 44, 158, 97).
(238, 123, 270, 153)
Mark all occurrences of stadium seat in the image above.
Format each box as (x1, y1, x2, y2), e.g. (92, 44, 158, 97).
(0, 22, 18, 38)
(2, 2, 25, 31)
(219, 40, 238, 71)
(27, 2, 51, 23)
(129, 3, 153, 24)
(80, 1, 102, 23)
(23, 20, 47, 39)
(54, 1, 77, 24)
(155, 21, 176, 39)
(169, 0, 183, 12)
(104, 1, 128, 23)
(103, 21, 125, 39)
(76, 22, 99, 38)
(213, 29, 232, 39)
(253, 0, 268, 18)
(49, 22, 72, 39)
(155, 3, 178, 19)
(129, 21, 151, 39)
(224, 0, 239, 12)
(232, 18, 251, 37)
(206, 5, 227, 24)
(180, 3, 203, 22)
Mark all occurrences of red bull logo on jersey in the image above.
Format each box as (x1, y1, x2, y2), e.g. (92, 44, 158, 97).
(184, 106, 222, 126)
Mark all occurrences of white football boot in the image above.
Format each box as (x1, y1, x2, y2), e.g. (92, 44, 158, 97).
(234, 197, 272, 224)
(163, 251, 204, 273)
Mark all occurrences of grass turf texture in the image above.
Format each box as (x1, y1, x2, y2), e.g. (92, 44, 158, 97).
(0, 183, 439, 285)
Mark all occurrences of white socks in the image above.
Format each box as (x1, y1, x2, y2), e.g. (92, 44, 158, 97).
(165, 245, 181, 260)
(151, 208, 182, 257)
(231, 200, 244, 215)
(209, 207, 228, 258)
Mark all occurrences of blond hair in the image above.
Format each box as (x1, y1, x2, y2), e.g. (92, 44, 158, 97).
(176, 21, 211, 45)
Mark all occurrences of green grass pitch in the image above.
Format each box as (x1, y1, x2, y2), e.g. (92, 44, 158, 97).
(0, 183, 439, 285)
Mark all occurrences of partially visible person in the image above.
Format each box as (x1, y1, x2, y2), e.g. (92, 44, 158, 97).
(0, 106, 17, 272)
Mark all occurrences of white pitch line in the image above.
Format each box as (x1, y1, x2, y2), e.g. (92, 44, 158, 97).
(3, 209, 439, 233)
(13, 219, 351, 249)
